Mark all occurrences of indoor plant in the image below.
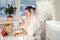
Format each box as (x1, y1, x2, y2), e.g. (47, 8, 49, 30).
(0, 4, 17, 21)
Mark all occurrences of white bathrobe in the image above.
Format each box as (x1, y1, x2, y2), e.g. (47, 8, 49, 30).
(22, 15, 41, 40)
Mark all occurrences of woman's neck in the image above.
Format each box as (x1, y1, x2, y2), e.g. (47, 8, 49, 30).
(27, 14, 33, 19)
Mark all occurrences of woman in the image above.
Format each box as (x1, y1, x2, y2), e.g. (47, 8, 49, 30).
(19, 6, 41, 40)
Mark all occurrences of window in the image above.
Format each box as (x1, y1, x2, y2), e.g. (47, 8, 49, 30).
(0, 0, 36, 17)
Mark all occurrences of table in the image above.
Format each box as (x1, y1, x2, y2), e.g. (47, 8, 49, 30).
(0, 20, 35, 40)
(1, 35, 35, 40)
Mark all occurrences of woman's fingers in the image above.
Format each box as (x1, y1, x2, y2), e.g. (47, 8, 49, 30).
(20, 19, 26, 25)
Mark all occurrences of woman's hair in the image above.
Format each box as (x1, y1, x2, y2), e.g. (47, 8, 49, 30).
(25, 6, 36, 13)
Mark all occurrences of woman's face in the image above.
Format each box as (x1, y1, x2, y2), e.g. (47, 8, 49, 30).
(25, 10, 31, 17)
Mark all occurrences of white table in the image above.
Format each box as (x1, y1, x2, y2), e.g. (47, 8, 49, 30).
(0, 17, 34, 40)
(0, 20, 35, 40)
(1, 35, 35, 40)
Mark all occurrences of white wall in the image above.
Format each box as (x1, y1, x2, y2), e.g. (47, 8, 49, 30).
(54, 0, 60, 21)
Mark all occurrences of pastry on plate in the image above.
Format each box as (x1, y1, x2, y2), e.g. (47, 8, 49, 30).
(12, 28, 27, 36)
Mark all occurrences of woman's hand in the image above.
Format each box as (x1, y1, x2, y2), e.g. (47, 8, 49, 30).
(20, 19, 25, 25)
(21, 19, 29, 26)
